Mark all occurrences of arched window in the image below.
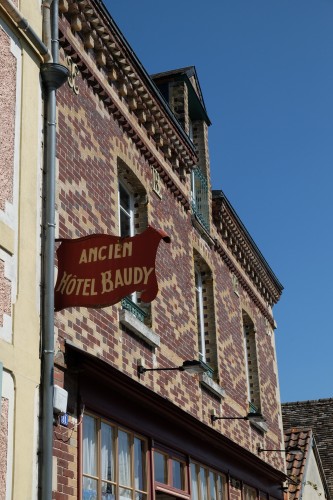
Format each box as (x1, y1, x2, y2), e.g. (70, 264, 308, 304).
(118, 159, 149, 323)
(242, 311, 261, 413)
(118, 180, 134, 238)
(195, 266, 206, 362)
(194, 253, 217, 378)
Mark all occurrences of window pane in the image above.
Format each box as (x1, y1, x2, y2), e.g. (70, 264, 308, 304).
(244, 485, 257, 500)
(191, 463, 199, 500)
(191, 463, 226, 500)
(83, 416, 148, 499)
(172, 459, 184, 490)
(120, 209, 131, 237)
(217, 475, 224, 499)
(101, 482, 115, 500)
(200, 467, 207, 500)
(195, 270, 206, 361)
(119, 431, 131, 487)
(119, 184, 131, 213)
(101, 422, 114, 482)
(119, 183, 132, 237)
(83, 476, 98, 500)
(83, 415, 97, 477)
(135, 494, 147, 500)
(209, 471, 217, 500)
(134, 437, 145, 491)
(119, 487, 132, 500)
(154, 451, 167, 484)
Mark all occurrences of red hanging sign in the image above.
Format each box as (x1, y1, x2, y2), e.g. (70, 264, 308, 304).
(54, 226, 170, 311)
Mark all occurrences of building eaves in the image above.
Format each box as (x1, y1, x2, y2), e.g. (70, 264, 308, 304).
(212, 189, 283, 306)
(151, 66, 196, 80)
(92, 0, 198, 155)
(59, 0, 198, 175)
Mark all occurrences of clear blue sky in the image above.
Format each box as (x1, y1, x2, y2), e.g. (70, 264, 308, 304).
(105, 0, 333, 403)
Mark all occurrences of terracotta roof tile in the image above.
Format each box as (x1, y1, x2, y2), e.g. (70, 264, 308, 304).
(282, 398, 333, 498)
(284, 428, 312, 500)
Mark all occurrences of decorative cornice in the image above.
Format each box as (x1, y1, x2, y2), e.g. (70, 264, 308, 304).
(212, 191, 283, 307)
(58, 0, 197, 175)
(214, 241, 276, 327)
(58, 10, 192, 211)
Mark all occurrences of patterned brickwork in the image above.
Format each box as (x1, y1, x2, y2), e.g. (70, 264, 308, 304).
(193, 120, 210, 179)
(53, 417, 79, 498)
(54, 2, 285, 498)
(169, 81, 189, 134)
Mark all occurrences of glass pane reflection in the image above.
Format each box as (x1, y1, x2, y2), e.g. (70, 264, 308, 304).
(154, 452, 167, 484)
(83, 477, 97, 500)
(172, 459, 184, 490)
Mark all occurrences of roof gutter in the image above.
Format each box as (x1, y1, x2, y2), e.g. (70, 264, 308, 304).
(0, 0, 52, 62)
(93, 0, 197, 158)
(212, 189, 283, 293)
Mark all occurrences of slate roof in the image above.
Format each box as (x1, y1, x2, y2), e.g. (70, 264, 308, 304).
(282, 399, 333, 498)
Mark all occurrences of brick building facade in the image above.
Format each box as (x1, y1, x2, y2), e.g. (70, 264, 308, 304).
(52, 0, 286, 498)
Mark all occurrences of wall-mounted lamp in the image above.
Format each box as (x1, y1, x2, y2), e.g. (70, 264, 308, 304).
(211, 412, 266, 423)
(138, 359, 208, 376)
(258, 446, 303, 456)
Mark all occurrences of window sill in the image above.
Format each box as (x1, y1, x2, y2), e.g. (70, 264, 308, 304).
(250, 419, 268, 433)
(119, 309, 160, 348)
(191, 214, 215, 247)
(199, 372, 226, 400)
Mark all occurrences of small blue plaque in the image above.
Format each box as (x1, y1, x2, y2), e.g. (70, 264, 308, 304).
(60, 413, 69, 426)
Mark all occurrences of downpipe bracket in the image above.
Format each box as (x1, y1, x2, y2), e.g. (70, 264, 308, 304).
(41, 62, 69, 91)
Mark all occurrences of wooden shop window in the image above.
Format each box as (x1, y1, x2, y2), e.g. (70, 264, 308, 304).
(243, 484, 258, 500)
(82, 413, 148, 500)
(190, 461, 227, 500)
(153, 447, 189, 499)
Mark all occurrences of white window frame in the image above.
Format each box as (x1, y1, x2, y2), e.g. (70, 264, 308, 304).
(195, 267, 206, 362)
(118, 180, 134, 238)
(118, 180, 136, 304)
(243, 324, 252, 403)
(188, 117, 194, 142)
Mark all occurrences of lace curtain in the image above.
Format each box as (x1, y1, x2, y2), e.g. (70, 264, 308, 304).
(83, 415, 97, 499)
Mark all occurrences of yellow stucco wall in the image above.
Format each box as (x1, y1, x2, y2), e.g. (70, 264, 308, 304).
(0, 1, 43, 497)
